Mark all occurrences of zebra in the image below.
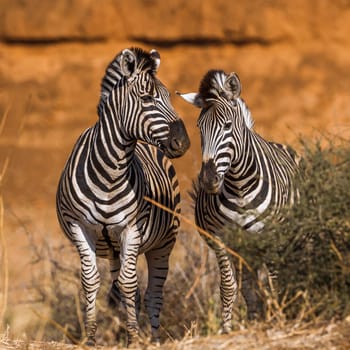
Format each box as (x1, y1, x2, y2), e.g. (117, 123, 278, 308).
(178, 69, 300, 332)
(56, 47, 190, 346)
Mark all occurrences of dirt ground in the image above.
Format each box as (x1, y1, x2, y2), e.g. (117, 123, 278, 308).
(1, 318, 350, 349)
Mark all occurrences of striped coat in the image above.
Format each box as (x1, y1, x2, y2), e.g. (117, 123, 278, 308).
(179, 69, 300, 332)
(56, 47, 190, 345)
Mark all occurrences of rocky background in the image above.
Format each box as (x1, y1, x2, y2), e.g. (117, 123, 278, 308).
(1, 0, 350, 336)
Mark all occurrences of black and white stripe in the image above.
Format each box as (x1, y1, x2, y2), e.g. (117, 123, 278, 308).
(56, 47, 190, 345)
(179, 69, 300, 332)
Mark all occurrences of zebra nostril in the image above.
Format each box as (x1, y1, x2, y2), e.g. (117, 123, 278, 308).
(171, 137, 182, 150)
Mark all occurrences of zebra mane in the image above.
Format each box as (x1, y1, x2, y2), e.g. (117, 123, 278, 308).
(199, 69, 228, 101)
(199, 69, 254, 130)
(237, 98, 254, 130)
(98, 47, 159, 111)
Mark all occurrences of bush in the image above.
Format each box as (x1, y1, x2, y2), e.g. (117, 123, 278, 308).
(226, 138, 350, 321)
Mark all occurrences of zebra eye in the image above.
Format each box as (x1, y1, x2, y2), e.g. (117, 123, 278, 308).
(223, 121, 232, 130)
(141, 95, 154, 103)
(231, 99, 238, 107)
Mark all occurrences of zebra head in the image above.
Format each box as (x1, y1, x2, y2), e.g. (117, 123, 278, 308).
(99, 47, 190, 158)
(178, 70, 254, 194)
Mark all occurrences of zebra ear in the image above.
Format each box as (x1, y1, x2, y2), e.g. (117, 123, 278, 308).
(150, 49, 161, 72)
(176, 92, 204, 108)
(224, 72, 241, 99)
(120, 49, 137, 77)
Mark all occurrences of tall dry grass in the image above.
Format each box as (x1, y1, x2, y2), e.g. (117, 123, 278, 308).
(0, 106, 11, 332)
(0, 99, 27, 340)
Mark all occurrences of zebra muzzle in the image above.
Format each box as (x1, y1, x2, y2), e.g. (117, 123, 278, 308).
(199, 159, 223, 194)
(162, 119, 190, 158)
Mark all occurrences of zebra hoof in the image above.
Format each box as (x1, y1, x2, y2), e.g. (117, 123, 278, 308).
(218, 324, 232, 335)
(85, 338, 96, 347)
(247, 310, 265, 322)
(127, 335, 142, 348)
(151, 336, 161, 346)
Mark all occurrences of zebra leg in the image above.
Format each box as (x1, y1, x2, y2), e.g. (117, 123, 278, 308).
(240, 267, 265, 321)
(108, 254, 141, 318)
(71, 224, 100, 346)
(117, 227, 141, 345)
(144, 239, 175, 344)
(213, 246, 238, 334)
(108, 252, 122, 307)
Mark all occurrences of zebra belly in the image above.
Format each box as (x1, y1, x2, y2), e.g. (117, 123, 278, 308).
(94, 207, 176, 259)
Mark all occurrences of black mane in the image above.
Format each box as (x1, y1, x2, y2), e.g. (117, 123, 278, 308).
(198, 69, 226, 101)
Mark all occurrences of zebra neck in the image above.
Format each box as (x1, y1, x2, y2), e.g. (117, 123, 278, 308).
(88, 119, 137, 182)
(225, 133, 269, 198)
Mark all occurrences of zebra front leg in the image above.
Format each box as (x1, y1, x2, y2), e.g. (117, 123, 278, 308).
(108, 253, 141, 318)
(118, 226, 141, 346)
(71, 224, 100, 346)
(213, 247, 238, 334)
(144, 239, 175, 344)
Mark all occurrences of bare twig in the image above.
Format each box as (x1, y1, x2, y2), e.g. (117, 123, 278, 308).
(0, 105, 11, 331)
(0, 196, 8, 331)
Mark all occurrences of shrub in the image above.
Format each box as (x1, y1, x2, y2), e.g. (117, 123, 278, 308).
(225, 138, 350, 321)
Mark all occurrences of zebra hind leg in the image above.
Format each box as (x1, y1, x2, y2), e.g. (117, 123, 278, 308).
(107, 253, 122, 308)
(70, 224, 100, 346)
(144, 239, 176, 344)
(240, 266, 265, 321)
(108, 280, 142, 319)
(144, 240, 175, 345)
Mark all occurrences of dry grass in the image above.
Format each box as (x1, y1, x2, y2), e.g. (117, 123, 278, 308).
(1, 318, 350, 349)
(0, 99, 28, 334)
(0, 106, 11, 333)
